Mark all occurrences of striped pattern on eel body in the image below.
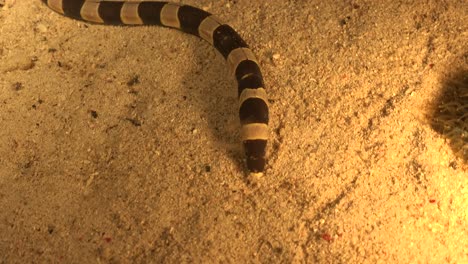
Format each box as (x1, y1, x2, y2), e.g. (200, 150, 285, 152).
(41, 0, 269, 175)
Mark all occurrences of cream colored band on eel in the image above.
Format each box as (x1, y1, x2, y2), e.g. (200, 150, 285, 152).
(198, 15, 224, 44)
(239, 88, 268, 107)
(80, 1, 104, 23)
(241, 123, 269, 141)
(160, 3, 181, 28)
(47, 0, 64, 14)
(227, 47, 258, 76)
(121, 2, 143, 25)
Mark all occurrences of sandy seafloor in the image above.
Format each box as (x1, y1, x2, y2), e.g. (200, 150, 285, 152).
(0, 0, 467, 263)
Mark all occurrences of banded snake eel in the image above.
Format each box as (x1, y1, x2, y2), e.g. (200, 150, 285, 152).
(41, 0, 269, 176)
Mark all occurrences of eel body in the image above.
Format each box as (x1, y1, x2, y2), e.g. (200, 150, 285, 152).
(42, 0, 269, 175)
